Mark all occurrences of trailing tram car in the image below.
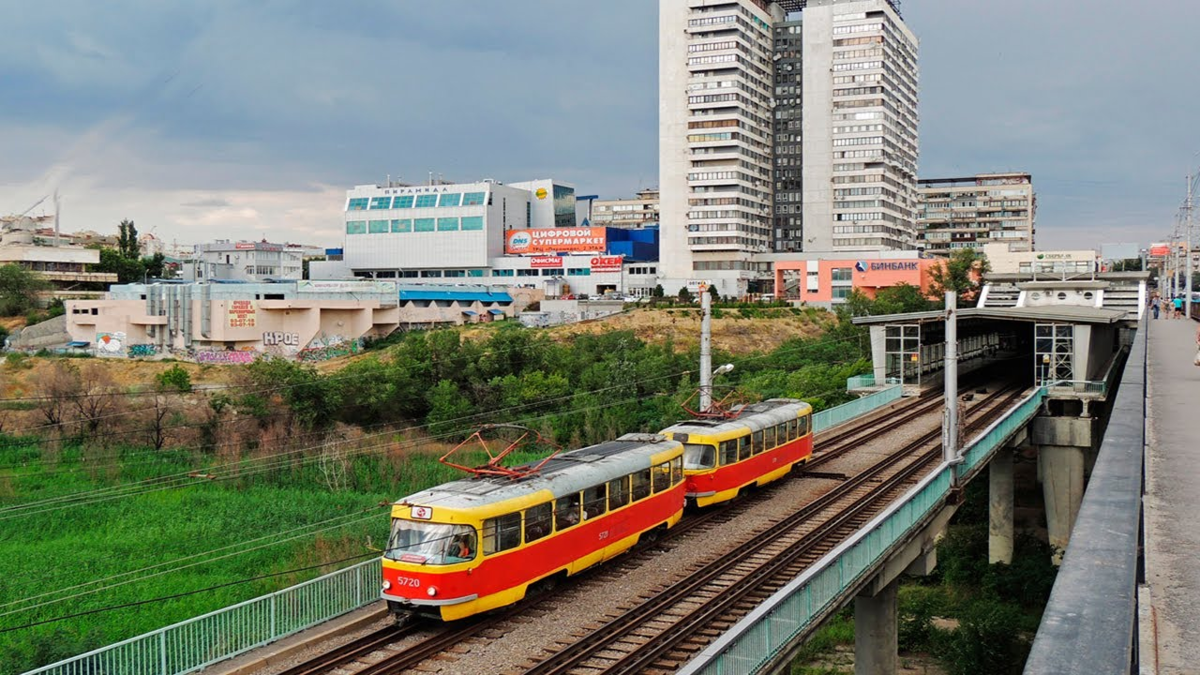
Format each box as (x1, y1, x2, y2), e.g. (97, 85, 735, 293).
(659, 399, 813, 508)
(381, 433, 686, 622)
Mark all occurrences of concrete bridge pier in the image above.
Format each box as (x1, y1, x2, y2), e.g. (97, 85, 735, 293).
(989, 448, 1015, 564)
(1038, 444, 1085, 564)
(853, 526, 940, 675)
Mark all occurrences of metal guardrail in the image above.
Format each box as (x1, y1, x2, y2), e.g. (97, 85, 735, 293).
(814, 384, 903, 433)
(845, 374, 901, 389)
(1044, 380, 1106, 395)
(24, 560, 381, 675)
(680, 387, 1047, 675)
(1024, 317, 1147, 674)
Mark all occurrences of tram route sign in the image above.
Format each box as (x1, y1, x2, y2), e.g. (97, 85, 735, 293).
(410, 506, 433, 520)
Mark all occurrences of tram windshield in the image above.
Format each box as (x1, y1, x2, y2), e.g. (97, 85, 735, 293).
(682, 443, 717, 470)
(385, 519, 477, 565)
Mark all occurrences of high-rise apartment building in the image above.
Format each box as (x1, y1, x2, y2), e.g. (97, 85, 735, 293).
(917, 173, 1037, 255)
(590, 188, 660, 230)
(791, 0, 919, 252)
(661, 0, 919, 294)
(660, 0, 790, 297)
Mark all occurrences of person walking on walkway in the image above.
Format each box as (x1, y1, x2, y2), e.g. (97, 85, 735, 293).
(1152, 297, 1160, 319)
(1174, 296, 1185, 319)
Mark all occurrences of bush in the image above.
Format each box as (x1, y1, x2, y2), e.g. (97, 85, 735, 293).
(4, 352, 30, 369)
(155, 364, 193, 393)
(898, 585, 947, 653)
(938, 599, 1031, 675)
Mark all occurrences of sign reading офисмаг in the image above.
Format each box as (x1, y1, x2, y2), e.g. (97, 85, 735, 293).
(505, 227, 607, 254)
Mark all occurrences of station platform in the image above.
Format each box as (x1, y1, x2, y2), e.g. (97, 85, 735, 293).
(1143, 318, 1200, 673)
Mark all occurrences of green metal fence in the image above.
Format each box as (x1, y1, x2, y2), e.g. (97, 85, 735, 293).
(813, 384, 903, 434)
(24, 559, 381, 675)
(680, 387, 1046, 675)
(845, 374, 901, 389)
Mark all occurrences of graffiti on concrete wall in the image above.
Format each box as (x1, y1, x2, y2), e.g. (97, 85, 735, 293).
(297, 334, 362, 362)
(193, 349, 258, 364)
(96, 332, 126, 356)
(127, 344, 158, 358)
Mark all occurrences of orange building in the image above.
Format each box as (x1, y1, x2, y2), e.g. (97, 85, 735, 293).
(774, 258, 944, 304)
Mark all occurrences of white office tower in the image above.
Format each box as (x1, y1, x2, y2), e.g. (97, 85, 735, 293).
(659, 0, 786, 297)
(798, 0, 919, 252)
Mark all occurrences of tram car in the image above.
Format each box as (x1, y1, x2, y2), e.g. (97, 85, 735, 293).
(659, 399, 813, 508)
(381, 433, 686, 622)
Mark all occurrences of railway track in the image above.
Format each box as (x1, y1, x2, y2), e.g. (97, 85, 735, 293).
(520, 384, 1028, 675)
(272, 381, 1023, 675)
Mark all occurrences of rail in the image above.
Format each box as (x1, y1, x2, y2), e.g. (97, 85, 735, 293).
(679, 386, 1046, 675)
(22, 386, 909, 675)
(23, 560, 380, 675)
(1024, 317, 1147, 674)
(813, 384, 903, 433)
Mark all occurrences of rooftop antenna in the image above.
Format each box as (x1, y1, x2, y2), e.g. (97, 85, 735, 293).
(428, 171, 433, 186)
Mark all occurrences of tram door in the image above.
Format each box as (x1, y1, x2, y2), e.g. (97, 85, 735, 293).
(1034, 323, 1074, 386)
(884, 324, 921, 387)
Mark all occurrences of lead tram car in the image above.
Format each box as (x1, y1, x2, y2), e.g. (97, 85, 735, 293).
(381, 433, 685, 622)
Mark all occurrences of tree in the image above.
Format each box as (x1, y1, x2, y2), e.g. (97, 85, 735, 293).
(142, 252, 167, 280)
(74, 363, 122, 434)
(155, 364, 193, 392)
(36, 362, 81, 429)
(0, 264, 50, 316)
(708, 284, 720, 302)
(96, 248, 144, 284)
(929, 249, 992, 304)
(117, 220, 140, 260)
(678, 287, 694, 303)
(652, 284, 665, 298)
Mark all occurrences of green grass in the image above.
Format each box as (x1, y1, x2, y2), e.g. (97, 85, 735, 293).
(0, 435, 536, 674)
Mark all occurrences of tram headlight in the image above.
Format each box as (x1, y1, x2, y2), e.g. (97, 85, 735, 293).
(381, 580, 391, 591)
(427, 586, 438, 597)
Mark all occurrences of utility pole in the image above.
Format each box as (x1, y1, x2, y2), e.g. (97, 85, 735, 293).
(943, 292, 960, 485)
(699, 283, 713, 412)
(1187, 173, 1194, 318)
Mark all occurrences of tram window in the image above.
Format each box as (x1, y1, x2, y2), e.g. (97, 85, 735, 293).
(799, 415, 810, 436)
(738, 436, 751, 461)
(632, 469, 651, 501)
(683, 443, 716, 470)
(785, 419, 796, 441)
(652, 462, 671, 492)
(752, 430, 764, 455)
(525, 502, 553, 543)
(483, 512, 522, 555)
(608, 476, 630, 510)
(720, 439, 739, 466)
(765, 426, 776, 450)
(555, 493, 582, 530)
(583, 485, 607, 520)
(776, 423, 786, 444)
(671, 456, 684, 485)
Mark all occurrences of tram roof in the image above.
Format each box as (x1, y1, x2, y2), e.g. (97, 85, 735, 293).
(661, 399, 811, 437)
(851, 306, 1128, 326)
(395, 433, 679, 511)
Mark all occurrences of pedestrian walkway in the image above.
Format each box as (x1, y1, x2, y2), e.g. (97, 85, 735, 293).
(1144, 318, 1200, 674)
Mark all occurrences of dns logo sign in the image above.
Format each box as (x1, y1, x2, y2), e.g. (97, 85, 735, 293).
(507, 232, 532, 253)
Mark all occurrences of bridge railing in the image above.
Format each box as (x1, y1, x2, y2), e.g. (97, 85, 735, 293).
(24, 559, 380, 675)
(845, 374, 901, 390)
(1024, 317, 1147, 674)
(680, 386, 1047, 675)
(814, 384, 903, 433)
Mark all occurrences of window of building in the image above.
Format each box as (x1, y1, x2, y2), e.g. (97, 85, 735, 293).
(462, 192, 486, 206)
(541, 269, 557, 276)
(420, 270, 443, 278)
(391, 219, 412, 233)
(415, 194, 439, 208)
(517, 269, 538, 277)
(414, 218, 435, 232)
(438, 193, 461, 207)
(444, 270, 465, 278)
(393, 195, 414, 209)
(492, 269, 515, 277)
(369, 197, 391, 210)
(347, 198, 369, 211)
(831, 267, 854, 282)
(368, 220, 389, 234)
(467, 269, 484, 278)
(437, 217, 459, 231)
(461, 216, 484, 231)
(567, 268, 591, 276)
(832, 286, 853, 300)
(526, 202, 531, 228)
(346, 221, 367, 234)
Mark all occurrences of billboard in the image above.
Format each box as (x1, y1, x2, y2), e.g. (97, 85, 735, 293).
(505, 227, 607, 254)
(228, 300, 257, 328)
(530, 256, 563, 268)
(1149, 243, 1170, 257)
(590, 255, 623, 273)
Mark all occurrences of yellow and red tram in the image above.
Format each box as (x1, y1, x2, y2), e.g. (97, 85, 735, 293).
(381, 433, 685, 621)
(659, 399, 813, 508)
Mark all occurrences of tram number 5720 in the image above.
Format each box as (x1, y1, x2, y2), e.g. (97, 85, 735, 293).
(394, 576, 421, 588)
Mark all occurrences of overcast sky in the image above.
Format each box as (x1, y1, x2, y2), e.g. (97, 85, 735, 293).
(0, 0, 1194, 251)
